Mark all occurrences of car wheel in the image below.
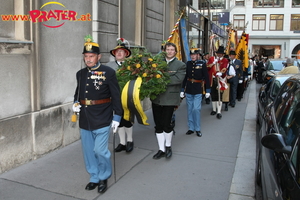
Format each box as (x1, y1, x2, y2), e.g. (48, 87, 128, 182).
(256, 150, 262, 186)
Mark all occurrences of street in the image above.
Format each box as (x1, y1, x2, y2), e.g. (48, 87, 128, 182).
(0, 81, 257, 200)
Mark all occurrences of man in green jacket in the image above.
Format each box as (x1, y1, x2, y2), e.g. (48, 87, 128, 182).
(151, 42, 186, 159)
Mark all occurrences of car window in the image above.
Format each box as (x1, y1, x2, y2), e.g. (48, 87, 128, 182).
(271, 80, 282, 98)
(278, 93, 300, 147)
(274, 81, 296, 120)
(270, 60, 284, 71)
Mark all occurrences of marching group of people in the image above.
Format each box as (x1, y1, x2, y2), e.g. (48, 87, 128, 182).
(178, 45, 250, 145)
(72, 36, 250, 194)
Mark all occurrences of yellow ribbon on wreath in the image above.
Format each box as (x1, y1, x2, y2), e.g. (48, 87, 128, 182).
(121, 76, 149, 125)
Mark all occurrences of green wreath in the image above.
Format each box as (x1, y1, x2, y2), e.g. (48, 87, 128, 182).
(116, 48, 169, 100)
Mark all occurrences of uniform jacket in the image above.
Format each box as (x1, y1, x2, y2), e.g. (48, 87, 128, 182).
(216, 57, 229, 78)
(74, 64, 122, 130)
(231, 59, 243, 81)
(152, 58, 186, 106)
(182, 60, 211, 95)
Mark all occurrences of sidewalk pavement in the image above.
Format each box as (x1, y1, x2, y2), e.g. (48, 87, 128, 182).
(0, 81, 257, 200)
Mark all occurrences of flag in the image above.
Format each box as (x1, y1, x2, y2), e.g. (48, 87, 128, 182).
(225, 29, 237, 55)
(235, 32, 249, 71)
(209, 34, 217, 57)
(166, 12, 183, 61)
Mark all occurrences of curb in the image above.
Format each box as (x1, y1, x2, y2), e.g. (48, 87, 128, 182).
(228, 80, 257, 200)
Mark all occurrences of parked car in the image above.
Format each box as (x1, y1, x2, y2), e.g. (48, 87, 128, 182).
(262, 59, 300, 83)
(256, 74, 300, 200)
(257, 74, 293, 126)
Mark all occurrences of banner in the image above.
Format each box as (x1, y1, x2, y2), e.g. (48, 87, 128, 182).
(167, 12, 184, 61)
(235, 32, 249, 70)
(180, 18, 190, 62)
(225, 29, 237, 55)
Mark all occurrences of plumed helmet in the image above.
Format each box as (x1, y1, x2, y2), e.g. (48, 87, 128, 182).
(110, 38, 131, 58)
(190, 48, 201, 55)
(82, 34, 100, 54)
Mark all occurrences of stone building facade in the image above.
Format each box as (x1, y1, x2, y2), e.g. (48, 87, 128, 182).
(0, 0, 184, 174)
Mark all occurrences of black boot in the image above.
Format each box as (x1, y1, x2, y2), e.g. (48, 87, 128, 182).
(196, 131, 202, 137)
(185, 130, 194, 135)
(153, 150, 165, 159)
(126, 141, 134, 152)
(165, 146, 172, 158)
(225, 103, 228, 111)
(114, 144, 126, 152)
(210, 111, 217, 115)
(98, 180, 107, 193)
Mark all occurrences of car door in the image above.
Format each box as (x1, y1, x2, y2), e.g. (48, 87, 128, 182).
(278, 135, 300, 200)
(260, 79, 297, 200)
(275, 84, 300, 200)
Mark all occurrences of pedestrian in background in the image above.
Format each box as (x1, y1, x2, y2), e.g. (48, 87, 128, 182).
(210, 46, 229, 119)
(106, 38, 134, 153)
(227, 51, 242, 108)
(151, 42, 186, 159)
(73, 35, 122, 194)
(278, 58, 299, 74)
(180, 48, 210, 137)
(256, 57, 265, 83)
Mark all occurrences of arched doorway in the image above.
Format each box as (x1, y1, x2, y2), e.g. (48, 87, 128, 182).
(292, 44, 300, 59)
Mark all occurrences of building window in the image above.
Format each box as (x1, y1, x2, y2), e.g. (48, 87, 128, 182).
(291, 14, 300, 31)
(292, 0, 300, 7)
(236, 0, 245, 6)
(233, 14, 245, 30)
(252, 14, 266, 31)
(253, 0, 283, 8)
(212, 14, 219, 23)
(211, 0, 225, 9)
(270, 14, 283, 31)
(199, 0, 209, 9)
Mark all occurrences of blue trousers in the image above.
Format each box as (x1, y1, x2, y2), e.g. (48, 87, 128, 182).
(80, 126, 112, 183)
(186, 93, 202, 132)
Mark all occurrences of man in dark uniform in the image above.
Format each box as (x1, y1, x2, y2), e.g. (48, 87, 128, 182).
(73, 35, 122, 194)
(228, 50, 242, 107)
(180, 48, 210, 137)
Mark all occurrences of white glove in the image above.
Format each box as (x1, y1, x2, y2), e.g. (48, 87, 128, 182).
(72, 103, 81, 113)
(205, 93, 210, 98)
(111, 120, 120, 133)
(180, 92, 185, 98)
(214, 59, 218, 64)
(216, 72, 222, 77)
(239, 80, 243, 84)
